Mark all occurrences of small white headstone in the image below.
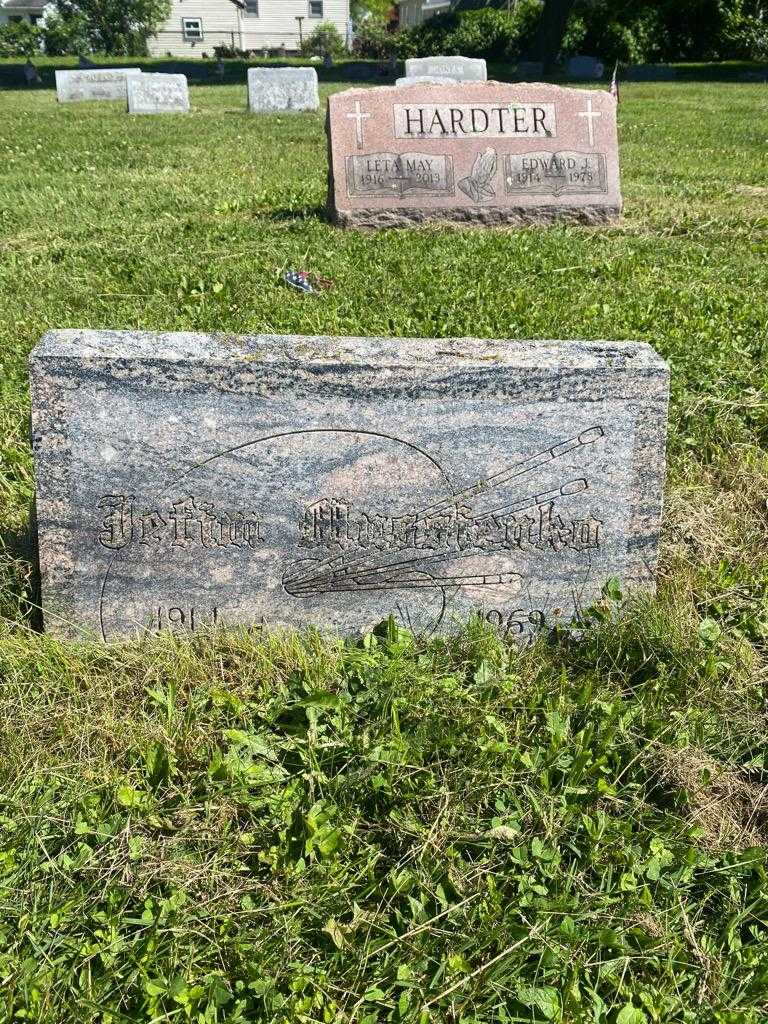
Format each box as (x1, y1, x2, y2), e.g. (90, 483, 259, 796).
(247, 67, 319, 113)
(55, 68, 142, 103)
(404, 56, 487, 83)
(127, 74, 190, 115)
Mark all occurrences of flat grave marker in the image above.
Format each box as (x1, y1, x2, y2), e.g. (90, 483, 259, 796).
(247, 67, 319, 113)
(30, 331, 668, 642)
(127, 73, 190, 115)
(327, 81, 622, 228)
(55, 68, 142, 103)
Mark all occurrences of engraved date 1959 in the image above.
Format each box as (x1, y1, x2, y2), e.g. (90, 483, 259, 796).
(480, 607, 548, 638)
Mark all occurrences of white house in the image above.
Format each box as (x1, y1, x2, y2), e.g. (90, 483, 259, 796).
(397, 0, 451, 29)
(0, 0, 50, 26)
(150, 0, 351, 57)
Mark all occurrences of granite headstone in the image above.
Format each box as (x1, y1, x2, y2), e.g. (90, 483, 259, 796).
(29, 330, 668, 642)
(127, 73, 190, 115)
(405, 56, 487, 82)
(326, 82, 622, 228)
(55, 68, 142, 103)
(566, 56, 605, 80)
(247, 67, 319, 113)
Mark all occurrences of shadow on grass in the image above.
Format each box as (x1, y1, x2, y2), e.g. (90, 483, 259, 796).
(0, 513, 42, 632)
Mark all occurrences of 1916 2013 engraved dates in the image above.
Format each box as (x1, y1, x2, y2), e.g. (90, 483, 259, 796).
(347, 152, 455, 198)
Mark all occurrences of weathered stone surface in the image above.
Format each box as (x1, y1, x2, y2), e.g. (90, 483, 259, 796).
(55, 68, 142, 103)
(405, 56, 487, 82)
(29, 331, 668, 642)
(127, 73, 190, 115)
(247, 67, 319, 113)
(566, 56, 605, 80)
(396, 75, 459, 86)
(327, 82, 622, 228)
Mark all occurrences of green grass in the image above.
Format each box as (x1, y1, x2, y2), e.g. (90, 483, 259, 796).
(0, 77, 767, 1022)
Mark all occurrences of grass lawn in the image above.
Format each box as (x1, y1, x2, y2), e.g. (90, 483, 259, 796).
(0, 73, 767, 1022)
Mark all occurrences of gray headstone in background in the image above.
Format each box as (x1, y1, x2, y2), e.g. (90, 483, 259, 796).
(405, 56, 487, 82)
(127, 73, 190, 115)
(247, 67, 319, 113)
(29, 330, 668, 642)
(626, 64, 677, 81)
(566, 56, 605, 80)
(396, 75, 459, 86)
(55, 68, 142, 103)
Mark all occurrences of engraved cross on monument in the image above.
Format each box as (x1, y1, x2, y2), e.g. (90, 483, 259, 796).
(346, 100, 372, 150)
(578, 96, 602, 147)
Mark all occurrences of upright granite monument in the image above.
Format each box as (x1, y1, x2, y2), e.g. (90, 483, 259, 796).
(127, 73, 190, 115)
(327, 81, 621, 228)
(247, 67, 319, 113)
(29, 331, 668, 641)
(404, 56, 487, 83)
(55, 68, 142, 103)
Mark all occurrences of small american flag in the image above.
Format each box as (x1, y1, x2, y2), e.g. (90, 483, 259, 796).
(284, 270, 314, 294)
(609, 61, 620, 103)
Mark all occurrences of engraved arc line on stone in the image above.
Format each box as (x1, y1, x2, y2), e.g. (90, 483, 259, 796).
(174, 428, 455, 492)
(281, 427, 605, 598)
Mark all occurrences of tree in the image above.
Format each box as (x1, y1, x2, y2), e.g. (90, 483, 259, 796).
(530, 0, 578, 66)
(54, 0, 171, 55)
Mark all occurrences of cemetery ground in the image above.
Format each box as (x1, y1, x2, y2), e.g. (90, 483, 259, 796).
(0, 72, 767, 1024)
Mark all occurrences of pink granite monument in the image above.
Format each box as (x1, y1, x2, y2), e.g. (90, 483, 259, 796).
(326, 82, 621, 229)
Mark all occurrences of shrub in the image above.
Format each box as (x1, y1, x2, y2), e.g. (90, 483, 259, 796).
(352, 13, 398, 60)
(396, 2, 542, 61)
(0, 20, 42, 58)
(41, 12, 89, 56)
(300, 21, 347, 59)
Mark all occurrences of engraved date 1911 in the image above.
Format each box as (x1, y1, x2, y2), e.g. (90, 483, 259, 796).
(157, 605, 220, 632)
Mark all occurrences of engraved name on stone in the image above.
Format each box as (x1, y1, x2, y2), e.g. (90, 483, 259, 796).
(347, 152, 455, 197)
(506, 152, 607, 195)
(393, 102, 556, 139)
(29, 331, 668, 642)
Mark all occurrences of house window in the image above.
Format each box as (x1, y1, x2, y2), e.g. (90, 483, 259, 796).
(243, 0, 259, 14)
(182, 17, 203, 41)
(309, 0, 323, 16)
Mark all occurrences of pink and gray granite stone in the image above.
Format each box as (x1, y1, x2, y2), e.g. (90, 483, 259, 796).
(29, 331, 668, 642)
(326, 81, 622, 228)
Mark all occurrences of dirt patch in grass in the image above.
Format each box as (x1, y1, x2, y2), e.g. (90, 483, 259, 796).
(659, 744, 768, 850)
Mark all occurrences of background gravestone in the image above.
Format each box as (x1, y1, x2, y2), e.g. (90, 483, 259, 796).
(29, 330, 668, 642)
(55, 68, 142, 103)
(405, 56, 487, 82)
(247, 67, 319, 113)
(327, 82, 622, 228)
(566, 56, 605, 80)
(127, 74, 190, 115)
